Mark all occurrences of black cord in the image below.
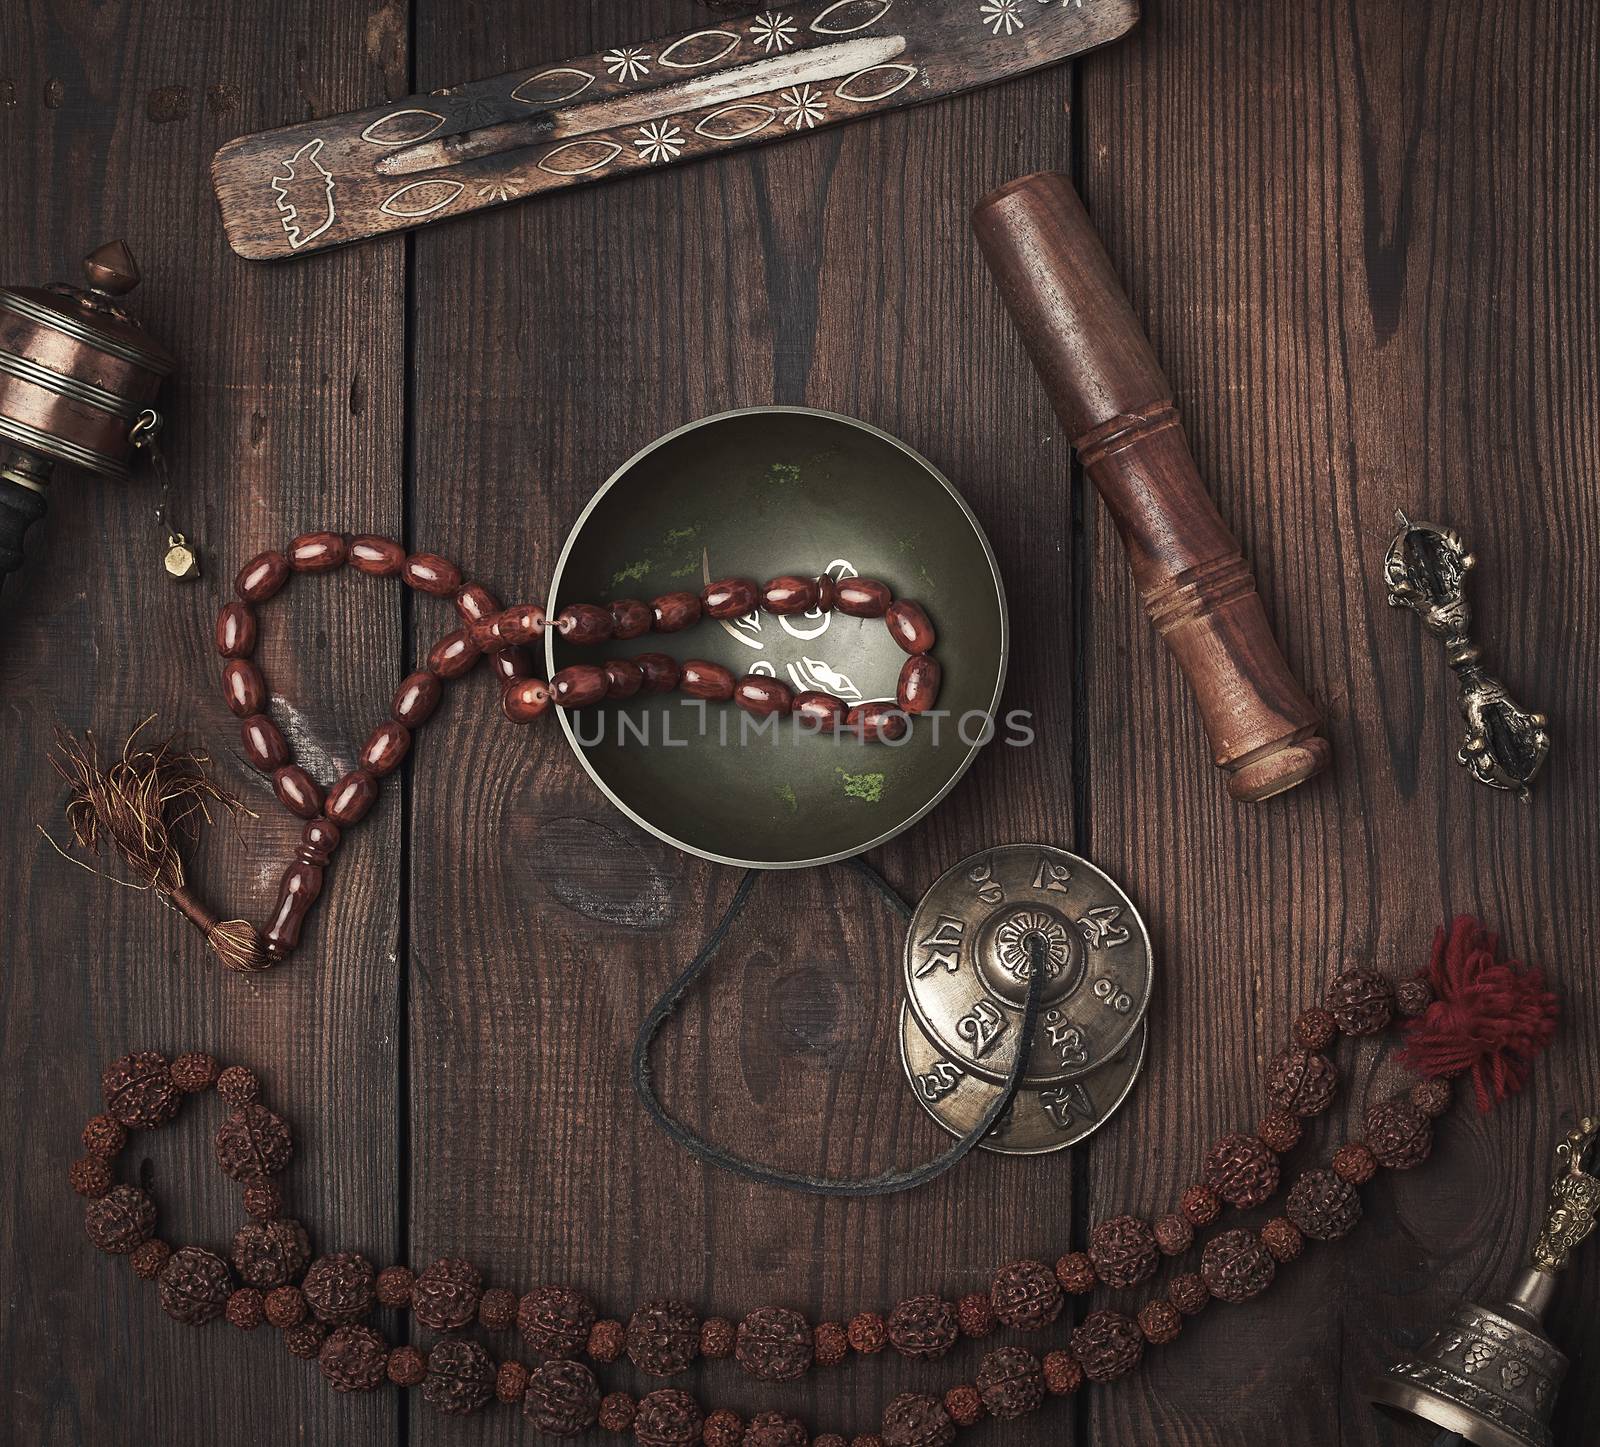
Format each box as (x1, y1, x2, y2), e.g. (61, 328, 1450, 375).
(631, 858, 1045, 1196)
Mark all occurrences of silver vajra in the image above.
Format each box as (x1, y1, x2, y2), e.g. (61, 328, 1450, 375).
(1384, 510, 1550, 800)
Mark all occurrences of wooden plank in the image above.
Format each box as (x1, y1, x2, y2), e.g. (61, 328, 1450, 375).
(1075, 1, 1600, 1443)
(0, 2, 407, 1444)
(405, 3, 1081, 1441)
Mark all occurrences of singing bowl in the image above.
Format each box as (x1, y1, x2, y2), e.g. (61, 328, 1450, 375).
(547, 408, 1009, 868)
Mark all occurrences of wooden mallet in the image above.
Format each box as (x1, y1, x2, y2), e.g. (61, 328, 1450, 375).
(974, 171, 1329, 802)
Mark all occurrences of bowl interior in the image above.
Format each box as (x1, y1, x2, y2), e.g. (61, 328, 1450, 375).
(548, 409, 1007, 867)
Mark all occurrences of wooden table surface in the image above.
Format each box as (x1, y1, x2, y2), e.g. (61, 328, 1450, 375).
(2, 2, 1595, 1444)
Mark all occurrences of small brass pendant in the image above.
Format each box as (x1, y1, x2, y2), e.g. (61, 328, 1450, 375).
(163, 533, 201, 582)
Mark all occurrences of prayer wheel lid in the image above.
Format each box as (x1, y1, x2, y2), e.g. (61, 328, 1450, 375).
(0, 241, 177, 377)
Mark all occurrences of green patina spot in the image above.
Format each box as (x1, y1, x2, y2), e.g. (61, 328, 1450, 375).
(662, 526, 697, 544)
(759, 461, 804, 494)
(836, 768, 885, 803)
(668, 560, 699, 579)
(611, 559, 652, 586)
(774, 781, 798, 812)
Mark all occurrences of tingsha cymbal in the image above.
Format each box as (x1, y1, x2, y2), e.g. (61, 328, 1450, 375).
(903, 845, 1153, 1088)
(899, 1004, 1147, 1156)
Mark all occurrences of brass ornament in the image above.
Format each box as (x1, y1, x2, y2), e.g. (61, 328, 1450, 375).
(902, 844, 1153, 1089)
(1384, 510, 1550, 800)
(1370, 1116, 1599, 1447)
(898, 1005, 1147, 1156)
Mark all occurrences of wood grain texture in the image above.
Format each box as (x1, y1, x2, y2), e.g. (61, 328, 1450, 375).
(1074, 1, 1600, 1443)
(403, 5, 1079, 1443)
(0, 1, 407, 1443)
(1, 1, 1596, 1445)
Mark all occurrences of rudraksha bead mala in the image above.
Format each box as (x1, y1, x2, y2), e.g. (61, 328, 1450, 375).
(212, 536, 945, 972)
(74, 930, 1559, 1445)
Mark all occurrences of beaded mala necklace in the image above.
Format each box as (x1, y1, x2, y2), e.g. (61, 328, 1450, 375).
(54, 533, 944, 975)
(69, 919, 1559, 1446)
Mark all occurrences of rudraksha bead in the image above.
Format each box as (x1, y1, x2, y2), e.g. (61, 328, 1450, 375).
(263, 1284, 307, 1328)
(130, 1239, 172, 1280)
(1395, 978, 1434, 1018)
(944, 1386, 983, 1428)
(1203, 1133, 1281, 1209)
(1257, 1110, 1303, 1153)
(589, 1318, 626, 1363)
(85, 1184, 155, 1254)
(496, 1360, 529, 1405)
(1200, 1230, 1276, 1304)
(479, 1286, 517, 1332)
(521, 1359, 601, 1437)
(887, 1295, 958, 1359)
(598, 1391, 636, 1433)
(216, 1066, 260, 1107)
(243, 1182, 283, 1221)
(1180, 1183, 1223, 1226)
(1088, 1215, 1159, 1289)
(214, 1104, 294, 1181)
(302, 1252, 375, 1324)
(1365, 1098, 1434, 1169)
(69, 1156, 112, 1198)
(284, 1320, 329, 1358)
(847, 1311, 887, 1354)
(1333, 1142, 1378, 1185)
(1285, 1168, 1362, 1241)
(957, 1292, 994, 1337)
(1327, 969, 1395, 1036)
(990, 1259, 1063, 1331)
(231, 1218, 310, 1288)
(815, 1320, 849, 1366)
(1168, 1273, 1210, 1316)
(226, 1287, 264, 1330)
(319, 1324, 389, 1392)
(1266, 1047, 1339, 1118)
(1054, 1251, 1096, 1293)
(976, 1345, 1045, 1419)
(703, 1408, 744, 1447)
(737, 1306, 814, 1381)
(744, 1410, 809, 1447)
(387, 1345, 426, 1387)
(159, 1246, 233, 1325)
(519, 1285, 595, 1359)
(1411, 1078, 1452, 1118)
(102, 1051, 180, 1130)
(1042, 1350, 1084, 1395)
(82, 1114, 127, 1158)
(1262, 1217, 1304, 1263)
(1138, 1300, 1182, 1345)
(1071, 1309, 1144, 1383)
(376, 1265, 415, 1308)
(411, 1257, 482, 1331)
(1293, 1007, 1339, 1051)
(422, 1338, 495, 1416)
(171, 1052, 219, 1092)
(881, 1392, 955, 1447)
(633, 1388, 704, 1447)
(699, 1316, 735, 1359)
(628, 1299, 700, 1378)
(1154, 1212, 1194, 1256)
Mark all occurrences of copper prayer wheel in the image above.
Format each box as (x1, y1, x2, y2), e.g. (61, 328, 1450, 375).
(0, 241, 176, 583)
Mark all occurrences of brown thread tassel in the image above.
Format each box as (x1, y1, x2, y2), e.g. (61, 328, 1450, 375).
(41, 720, 270, 972)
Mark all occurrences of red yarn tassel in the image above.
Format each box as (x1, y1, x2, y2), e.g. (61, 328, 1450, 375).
(1397, 916, 1559, 1113)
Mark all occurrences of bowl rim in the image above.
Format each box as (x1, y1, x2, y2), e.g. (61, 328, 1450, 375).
(546, 405, 1011, 869)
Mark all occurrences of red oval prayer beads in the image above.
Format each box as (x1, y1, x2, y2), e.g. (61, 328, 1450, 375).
(349, 536, 406, 576)
(702, 578, 757, 619)
(289, 532, 347, 573)
(216, 602, 257, 658)
(680, 661, 734, 701)
(886, 599, 936, 654)
(761, 576, 818, 615)
(651, 591, 702, 632)
(223, 660, 266, 717)
(236, 550, 290, 601)
(241, 715, 289, 771)
(403, 553, 461, 597)
(610, 598, 652, 639)
(392, 672, 442, 728)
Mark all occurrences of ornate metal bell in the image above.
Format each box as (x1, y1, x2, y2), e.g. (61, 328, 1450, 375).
(1370, 1117, 1598, 1447)
(0, 240, 176, 583)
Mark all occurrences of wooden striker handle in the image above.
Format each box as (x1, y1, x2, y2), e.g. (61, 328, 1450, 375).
(973, 172, 1329, 802)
